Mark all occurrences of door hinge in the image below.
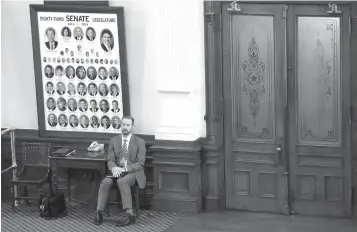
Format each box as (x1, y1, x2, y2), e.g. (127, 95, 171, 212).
(349, 17, 352, 36)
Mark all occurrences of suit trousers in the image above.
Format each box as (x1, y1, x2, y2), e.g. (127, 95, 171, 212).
(96, 173, 136, 211)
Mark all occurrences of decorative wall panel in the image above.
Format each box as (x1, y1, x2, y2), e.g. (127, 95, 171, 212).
(231, 15, 275, 140)
(297, 17, 341, 144)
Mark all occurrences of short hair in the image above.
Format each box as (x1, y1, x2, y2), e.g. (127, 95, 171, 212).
(90, 100, 96, 104)
(101, 29, 112, 38)
(122, 116, 134, 125)
(112, 100, 118, 104)
(46, 27, 55, 35)
(47, 82, 53, 87)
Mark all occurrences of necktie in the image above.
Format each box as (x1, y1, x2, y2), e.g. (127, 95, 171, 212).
(120, 139, 128, 168)
(50, 43, 53, 50)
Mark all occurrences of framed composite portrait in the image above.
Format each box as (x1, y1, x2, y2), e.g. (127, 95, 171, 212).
(30, 4, 130, 139)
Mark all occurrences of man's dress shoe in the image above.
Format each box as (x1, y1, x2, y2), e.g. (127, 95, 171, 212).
(115, 213, 135, 227)
(93, 212, 103, 225)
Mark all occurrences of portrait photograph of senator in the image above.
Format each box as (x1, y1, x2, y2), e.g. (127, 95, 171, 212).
(111, 116, 122, 129)
(110, 84, 120, 97)
(67, 98, 77, 112)
(57, 97, 67, 111)
(88, 83, 98, 96)
(74, 27, 84, 41)
(67, 83, 76, 96)
(80, 115, 89, 128)
(61, 27, 72, 41)
(101, 116, 111, 129)
(100, 99, 109, 113)
(56, 82, 66, 95)
(58, 114, 68, 127)
(46, 97, 56, 111)
(98, 67, 108, 80)
(78, 98, 88, 112)
(111, 100, 120, 113)
(45, 27, 58, 50)
(46, 82, 55, 95)
(100, 29, 114, 52)
(69, 115, 78, 128)
(77, 82, 87, 96)
(55, 65, 64, 77)
(109, 67, 119, 80)
(89, 100, 98, 112)
(43, 57, 47, 62)
(47, 114, 57, 127)
(91, 116, 100, 128)
(76, 66, 86, 80)
(87, 66, 97, 80)
(99, 83, 109, 97)
(86, 27, 96, 41)
(66, 65, 75, 79)
(44, 65, 54, 78)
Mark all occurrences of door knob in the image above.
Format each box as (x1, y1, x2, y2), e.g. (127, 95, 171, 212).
(276, 147, 282, 151)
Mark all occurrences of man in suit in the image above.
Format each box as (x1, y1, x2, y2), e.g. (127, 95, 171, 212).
(100, 100, 109, 113)
(78, 83, 87, 96)
(57, 99, 66, 111)
(74, 27, 83, 40)
(45, 28, 58, 50)
(87, 67, 97, 80)
(99, 84, 108, 97)
(68, 98, 77, 112)
(98, 67, 107, 80)
(111, 100, 120, 113)
(47, 98, 56, 111)
(69, 115, 78, 128)
(111, 85, 119, 97)
(48, 114, 57, 127)
(79, 100, 87, 112)
(67, 83, 76, 96)
(109, 67, 118, 80)
(101, 117, 111, 129)
(58, 115, 68, 127)
(88, 83, 97, 96)
(45, 65, 54, 78)
(57, 83, 66, 95)
(86, 28, 96, 41)
(90, 100, 98, 112)
(91, 116, 100, 128)
(101, 30, 113, 52)
(80, 116, 89, 128)
(46, 82, 55, 95)
(66, 66, 75, 79)
(94, 116, 146, 226)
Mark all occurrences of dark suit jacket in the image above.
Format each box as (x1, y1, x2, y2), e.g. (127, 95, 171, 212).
(70, 123, 78, 128)
(111, 109, 120, 113)
(45, 41, 58, 50)
(101, 43, 113, 52)
(90, 108, 98, 112)
(107, 134, 146, 188)
(75, 36, 83, 40)
(47, 90, 55, 95)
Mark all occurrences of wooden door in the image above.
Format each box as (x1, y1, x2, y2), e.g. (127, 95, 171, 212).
(222, 3, 289, 214)
(287, 5, 352, 217)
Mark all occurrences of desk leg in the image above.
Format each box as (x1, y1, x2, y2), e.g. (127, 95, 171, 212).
(52, 159, 59, 194)
(66, 169, 71, 202)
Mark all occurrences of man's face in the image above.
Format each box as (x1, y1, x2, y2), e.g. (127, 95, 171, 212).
(59, 101, 64, 108)
(99, 68, 105, 76)
(49, 115, 55, 123)
(59, 83, 65, 91)
(46, 67, 52, 74)
(69, 84, 75, 91)
(78, 68, 84, 77)
(111, 86, 118, 93)
(87, 29, 94, 37)
(48, 100, 54, 107)
(90, 101, 97, 108)
(102, 33, 111, 45)
(80, 101, 86, 108)
(78, 85, 84, 92)
(47, 30, 55, 42)
(121, 118, 133, 135)
(75, 28, 81, 37)
(59, 116, 65, 123)
(92, 117, 98, 124)
(56, 69, 62, 76)
(68, 99, 75, 107)
(88, 69, 94, 77)
(99, 85, 106, 92)
(101, 101, 107, 109)
(81, 117, 87, 124)
(89, 85, 96, 93)
(102, 118, 108, 125)
(47, 84, 53, 91)
(68, 68, 74, 76)
(69, 116, 76, 123)
(112, 102, 118, 109)
(109, 68, 115, 76)
(113, 118, 120, 125)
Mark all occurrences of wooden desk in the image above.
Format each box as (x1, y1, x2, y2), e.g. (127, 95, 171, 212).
(50, 149, 108, 202)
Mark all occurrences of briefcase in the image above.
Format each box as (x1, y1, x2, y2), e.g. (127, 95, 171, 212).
(39, 193, 67, 220)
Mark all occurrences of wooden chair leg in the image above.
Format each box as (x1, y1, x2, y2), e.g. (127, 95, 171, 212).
(11, 185, 15, 212)
(39, 185, 44, 199)
(24, 186, 30, 206)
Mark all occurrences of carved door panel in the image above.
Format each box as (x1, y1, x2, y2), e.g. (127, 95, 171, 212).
(222, 4, 289, 214)
(287, 5, 352, 217)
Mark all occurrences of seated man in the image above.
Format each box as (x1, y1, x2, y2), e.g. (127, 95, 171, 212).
(94, 116, 146, 227)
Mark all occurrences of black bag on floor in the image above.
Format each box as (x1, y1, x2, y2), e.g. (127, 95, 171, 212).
(39, 193, 67, 220)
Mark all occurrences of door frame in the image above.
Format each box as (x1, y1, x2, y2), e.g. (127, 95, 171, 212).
(203, 0, 356, 214)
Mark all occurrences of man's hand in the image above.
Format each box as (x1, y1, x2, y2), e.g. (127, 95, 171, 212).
(111, 167, 126, 177)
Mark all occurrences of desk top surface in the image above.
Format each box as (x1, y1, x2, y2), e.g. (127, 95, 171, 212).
(49, 149, 107, 161)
